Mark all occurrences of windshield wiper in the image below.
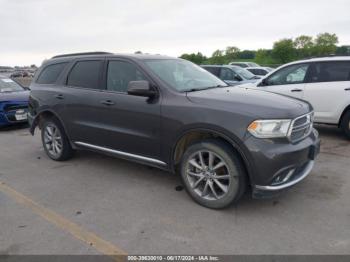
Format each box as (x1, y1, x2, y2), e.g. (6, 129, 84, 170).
(185, 85, 228, 92)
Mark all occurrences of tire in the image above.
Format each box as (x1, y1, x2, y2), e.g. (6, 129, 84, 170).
(180, 139, 246, 209)
(41, 117, 74, 161)
(340, 110, 350, 139)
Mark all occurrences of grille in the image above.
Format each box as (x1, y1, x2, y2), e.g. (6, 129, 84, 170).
(4, 104, 28, 113)
(289, 112, 313, 142)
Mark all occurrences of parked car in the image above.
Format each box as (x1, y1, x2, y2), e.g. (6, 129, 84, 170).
(29, 52, 320, 209)
(239, 56, 350, 139)
(0, 75, 29, 127)
(246, 67, 274, 76)
(229, 62, 260, 68)
(201, 65, 261, 86)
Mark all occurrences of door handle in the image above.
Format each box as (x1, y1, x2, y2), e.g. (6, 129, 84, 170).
(291, 89, 302, 92)
(101, 100, 115, 106)
(345, 88, 350, 91)
(55, 94, 64, 99)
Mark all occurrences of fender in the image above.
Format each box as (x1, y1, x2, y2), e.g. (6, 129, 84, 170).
(29, 109, 69, 140)
(169, 124, 255, 184)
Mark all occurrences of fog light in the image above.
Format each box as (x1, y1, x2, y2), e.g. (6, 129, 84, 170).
(271, 169, 295, 185)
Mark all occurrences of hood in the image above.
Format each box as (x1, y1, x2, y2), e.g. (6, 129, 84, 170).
(0, 91, 30, 103)
(225, 79, 259, 87)
(186, 87, 312, 119)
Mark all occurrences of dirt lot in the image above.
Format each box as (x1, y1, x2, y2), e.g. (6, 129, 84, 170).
(0, 124, 349, 256)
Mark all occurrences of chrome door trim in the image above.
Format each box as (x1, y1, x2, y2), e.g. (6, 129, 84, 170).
(74, 141, 166, 166)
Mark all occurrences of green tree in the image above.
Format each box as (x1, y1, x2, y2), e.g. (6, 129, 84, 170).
(179, 52, 207, 64)
(207, 49, 225, 64)
(255, 49, 276, 65)
(272, 38, 297, 64)
(225, 46, 240, 62)
(238, 50, 256, 60)
(294, 35, 314, 58)
(336, 45, 350, 55)
(313, 33, 339, 56)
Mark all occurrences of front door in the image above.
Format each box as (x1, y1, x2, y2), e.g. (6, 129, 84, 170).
(93, 59, 162, 160)
(258, 63, 311, 99)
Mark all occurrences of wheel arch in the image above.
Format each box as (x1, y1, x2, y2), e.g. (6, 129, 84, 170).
(170, 126, 254, 186)
(30, 109, 70, 140)
(338, 104, 350, 127)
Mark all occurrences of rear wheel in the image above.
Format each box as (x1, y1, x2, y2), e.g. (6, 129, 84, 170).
(180, 139, 246, 209)
(340, 110, 350, 139)
(41, 117, 74, 161)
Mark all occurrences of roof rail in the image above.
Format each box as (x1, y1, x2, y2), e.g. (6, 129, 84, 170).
(305, 54, 350, 59)
(52, 52, 113, 59)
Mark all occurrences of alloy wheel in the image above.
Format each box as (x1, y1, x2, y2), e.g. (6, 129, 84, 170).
(186, 150, 232, 200)
(44, 124, 63, 157)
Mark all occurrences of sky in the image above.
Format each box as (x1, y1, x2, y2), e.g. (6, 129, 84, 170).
(1, 0, 350, 66)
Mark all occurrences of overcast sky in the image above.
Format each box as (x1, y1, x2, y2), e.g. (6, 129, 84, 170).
(1, 0, 349, 66)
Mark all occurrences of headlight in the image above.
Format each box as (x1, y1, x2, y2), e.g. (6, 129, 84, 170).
(248, 119, 292, 138)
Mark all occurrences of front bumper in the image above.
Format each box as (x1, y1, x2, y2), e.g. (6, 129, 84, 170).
(244, 128, 320, 198)
(0, 102, 29, 127)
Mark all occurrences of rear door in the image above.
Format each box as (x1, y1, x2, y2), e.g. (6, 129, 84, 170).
(61, 59, 106, 145)
(258, 63, 310, 99)
(303, 61, 350, 124)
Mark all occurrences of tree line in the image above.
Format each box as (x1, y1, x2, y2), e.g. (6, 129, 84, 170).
(179, 33, 350, 66)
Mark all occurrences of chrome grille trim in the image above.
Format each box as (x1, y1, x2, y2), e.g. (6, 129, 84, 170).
(288, 112, 314, 142)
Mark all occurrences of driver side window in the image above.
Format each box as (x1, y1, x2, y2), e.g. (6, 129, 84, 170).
(266, 63, 310, 86)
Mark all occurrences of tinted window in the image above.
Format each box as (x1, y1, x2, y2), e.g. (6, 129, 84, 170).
(309, 61, 350, 83)
(67, 61, 102, 89)
(37, 63, 67, 84)
(203, 67, 220, 77)
(219, 68, 234, 80)
(266, 63, 309, 86)
(107, 61, 147, 92)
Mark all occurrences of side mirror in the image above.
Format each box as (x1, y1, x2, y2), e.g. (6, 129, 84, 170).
(234, 75, 243, 81)
(258, 78, 268, 87)
(127, 81, 157, 97)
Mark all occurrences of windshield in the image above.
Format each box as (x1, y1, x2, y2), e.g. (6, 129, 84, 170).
(0, 78, 24, 93)
(144, 59, 227, 92)
(232, 67, 256, 80)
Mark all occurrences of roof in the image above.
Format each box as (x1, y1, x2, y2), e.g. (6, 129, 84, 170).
(49, 52, 175, 62)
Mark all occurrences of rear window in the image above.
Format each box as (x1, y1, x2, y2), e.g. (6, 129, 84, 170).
(67, 60, 103, 89)
(310, 61, 350, 83)
(36, 63, 67, 84)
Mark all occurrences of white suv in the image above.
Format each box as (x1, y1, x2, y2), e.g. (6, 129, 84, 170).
(240, 56, 350, 138)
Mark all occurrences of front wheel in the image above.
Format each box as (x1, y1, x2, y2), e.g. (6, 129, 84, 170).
(340, 110, 350, 139)
(180, 139, 246, 209)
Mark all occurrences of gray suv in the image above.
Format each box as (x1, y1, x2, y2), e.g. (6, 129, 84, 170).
(28, 52, 320, 209)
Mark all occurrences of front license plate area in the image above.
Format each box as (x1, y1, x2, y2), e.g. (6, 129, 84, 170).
(15, 111, 28, 121)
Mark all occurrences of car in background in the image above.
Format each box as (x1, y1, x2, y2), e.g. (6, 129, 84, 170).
(229, 62, 260, 68)
(238, 56, 350, 138)
(201, 65, 261, 86)
(0, 75, 29, 127)
(246, 67, 274, 76)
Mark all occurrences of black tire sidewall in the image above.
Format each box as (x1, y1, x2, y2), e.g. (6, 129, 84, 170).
(341, 111, 350, 139)
(180, 139, 246, 209)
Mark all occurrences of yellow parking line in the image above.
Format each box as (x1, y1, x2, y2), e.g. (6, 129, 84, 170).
(0, 181, 127, 261)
